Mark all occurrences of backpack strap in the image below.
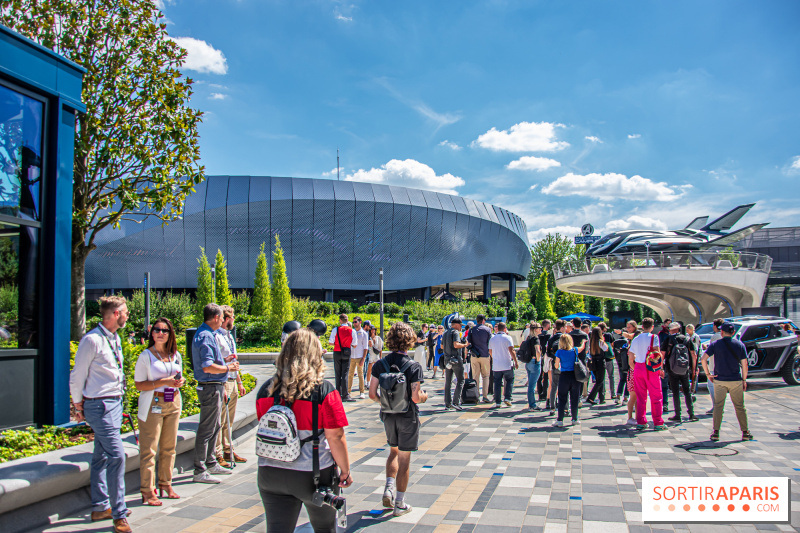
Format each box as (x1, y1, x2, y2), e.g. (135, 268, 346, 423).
(380, 358, 391, 374)
(398, 359, 414, 373)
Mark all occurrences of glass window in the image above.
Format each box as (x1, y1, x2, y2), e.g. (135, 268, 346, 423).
(741, 325, 770, 343)
(0, 84, 44, 221)
(0, 221, 39, 349)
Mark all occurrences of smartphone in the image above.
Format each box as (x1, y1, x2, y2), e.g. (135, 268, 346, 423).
(175, 372, 182, 380)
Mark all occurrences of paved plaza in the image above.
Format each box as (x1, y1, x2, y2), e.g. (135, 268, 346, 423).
(36, 364, 800, 533)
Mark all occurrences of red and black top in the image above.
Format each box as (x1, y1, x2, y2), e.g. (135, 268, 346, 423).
(256, 378, 348, 471)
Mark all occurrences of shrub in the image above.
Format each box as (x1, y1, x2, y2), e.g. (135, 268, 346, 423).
(85, 299, 99, 319)
(291, 297, 313, 327)
(0, 284, 18, 317)
(384, 302, 401, 317)
(214, 249, 233, 307)
(268, 235, 292, 339)
(251, 242, 271, 318)
(242, 319, 274, 344)
(337, 300, 353, 315)
(232, 290, 251, 317)
(360, 302, 381, 314)
(126, 290, 194, 334)
(317, 302, 338, 316)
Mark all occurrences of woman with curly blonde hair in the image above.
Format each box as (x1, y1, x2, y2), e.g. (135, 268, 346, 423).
(255, 328, 353, 533)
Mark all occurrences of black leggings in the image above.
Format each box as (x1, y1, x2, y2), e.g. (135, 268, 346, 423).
(587, 358, 606, 402)
(427, 346, 435, 368)
(258, 465, 339, 533)
(557, 370, 581, 422)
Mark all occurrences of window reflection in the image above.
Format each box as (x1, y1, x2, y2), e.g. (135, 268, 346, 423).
(0, 84, 43, 221)
(0, 221, 38, 349)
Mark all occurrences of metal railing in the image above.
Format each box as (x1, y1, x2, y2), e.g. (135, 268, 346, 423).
(552, 251, 773, 280)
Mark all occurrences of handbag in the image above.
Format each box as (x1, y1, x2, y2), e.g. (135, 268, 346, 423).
(573, 348, 590, 383)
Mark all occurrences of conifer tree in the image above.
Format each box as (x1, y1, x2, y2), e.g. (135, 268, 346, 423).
(251, 242, 271, 318)
(195, 247, 213, 323)
(535, 273, 557, 322)
(214, 249, 233, 307)
(268, 235, 293, 337)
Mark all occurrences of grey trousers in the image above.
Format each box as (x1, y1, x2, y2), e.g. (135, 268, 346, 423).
(604, 360, 616, 397)
(445, 362, 465, 407)
(84, 397, 128, 519)
(194, 383, 224, 475)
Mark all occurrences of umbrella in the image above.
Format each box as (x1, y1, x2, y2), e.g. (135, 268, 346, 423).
(559, 312, 604, 322)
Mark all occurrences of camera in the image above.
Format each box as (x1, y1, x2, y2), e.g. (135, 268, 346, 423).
(311, 486, 346, 511)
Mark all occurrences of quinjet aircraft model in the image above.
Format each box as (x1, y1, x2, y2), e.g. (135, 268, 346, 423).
(585, 203, 768, 257)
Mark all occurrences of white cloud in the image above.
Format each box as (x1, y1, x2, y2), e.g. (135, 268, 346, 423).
(541, 172, 688, 201)
(375, 78, 461, 130)
(602, 216, 668, 232)
(793, 157, 800, 169)
(628, 133, 641, 139)
(507, 156, 561, 172)
(335, 13, 353, 21)
(209, 93, 227, 100)
(585, 135, 602, 143)
(345, 159, 465, 195)
(171, 36, 228, 75)
(786, 156, 800, 175)
(528, 225, 581, 242)
(528, 184, 538, 191)
(473, 121, 569, 152)
(322, 167, 345, 177)
(438, 140, 462, 151)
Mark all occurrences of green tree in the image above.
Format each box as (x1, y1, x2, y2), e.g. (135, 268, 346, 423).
(1, 0, 205, 339)
(528, 233, 581, 293)
(632, 302, 644, 322)
(195, 248, 213, 323)
(214, 249, 232, 307)
(251, 242, 271, 318)
(586, 296, 604, 319)
(534, 273, 557, 322)
(268, 235, 292, 337)
(554, 289, 585, 318)
(619, 299, 631, 312)
(0, 239, 17, 286)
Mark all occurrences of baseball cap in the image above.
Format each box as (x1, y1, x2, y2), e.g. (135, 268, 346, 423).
(669, 322, 681, 331)
(720, 322, 736, 334)
(451, 317, 463, 324)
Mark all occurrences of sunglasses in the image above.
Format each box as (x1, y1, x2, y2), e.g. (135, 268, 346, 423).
(152, 327, 170, 335)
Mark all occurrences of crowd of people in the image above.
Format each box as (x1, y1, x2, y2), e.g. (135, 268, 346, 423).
(69, 297, 753, 533)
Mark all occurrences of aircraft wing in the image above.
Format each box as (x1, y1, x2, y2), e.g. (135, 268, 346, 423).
(702, 223, 769, 248)
(701, 203, 755, 231)
(684, 216, 708, 230)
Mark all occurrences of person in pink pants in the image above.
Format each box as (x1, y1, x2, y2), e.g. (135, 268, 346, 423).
(634, 363, 664, 426)
(628, 317, 666, 431)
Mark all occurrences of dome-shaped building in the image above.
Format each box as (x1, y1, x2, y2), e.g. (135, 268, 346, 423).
(86, 176, 531, 302)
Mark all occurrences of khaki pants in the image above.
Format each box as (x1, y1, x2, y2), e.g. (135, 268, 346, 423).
(347, 357, 365, 394)
(138, 393, 182, 491)
(712, 380, 748, 432)
(216, 381, 239, 455)
(471, 356, 492, 397)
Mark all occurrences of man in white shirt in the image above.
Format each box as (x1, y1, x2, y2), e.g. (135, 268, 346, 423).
(488, 322, 518, 408)
(628, 317, 666, 431)
(69, 296, 133, 533)
(215, 305, 246, 467)
(347, 316, 370, 399)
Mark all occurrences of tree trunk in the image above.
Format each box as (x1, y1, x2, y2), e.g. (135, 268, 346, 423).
(70, 241, 89, 341)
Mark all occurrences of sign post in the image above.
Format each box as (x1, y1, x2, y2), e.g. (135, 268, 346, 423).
(379, 268, 385, 337)
(144, 272, 150, 331)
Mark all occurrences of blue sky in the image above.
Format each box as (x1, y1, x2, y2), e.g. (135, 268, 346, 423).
(160, 0, 800, 242)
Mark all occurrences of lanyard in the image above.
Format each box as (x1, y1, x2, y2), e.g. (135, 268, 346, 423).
(99, 328, 125, 388)
(151, 349, 174, 377)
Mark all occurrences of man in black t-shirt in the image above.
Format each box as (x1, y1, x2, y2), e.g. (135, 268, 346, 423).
(569, 318, 589, 361)
(369, 323, 428, 517)
(537, 320, 552, 400)
(661, 322, 697, 422)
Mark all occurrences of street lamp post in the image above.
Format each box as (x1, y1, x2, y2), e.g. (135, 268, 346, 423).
(379, 268, 384, 337)
(211, 265, 216, 303)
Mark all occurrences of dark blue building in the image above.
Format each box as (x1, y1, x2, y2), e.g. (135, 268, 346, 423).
(0, 25, 84, 429)
(86, 176, 532, 304)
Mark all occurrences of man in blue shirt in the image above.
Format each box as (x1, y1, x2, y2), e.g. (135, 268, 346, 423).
(701, 322, 752, 442)
(192, 303, 240, 483)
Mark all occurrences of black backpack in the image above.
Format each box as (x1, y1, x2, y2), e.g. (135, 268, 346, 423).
(669, 335, 690, 376)
(613, 339, 630, 372)
(517, 337, 533, 364)
(378, 358, 414, 414)
(547, 333, 562, 358)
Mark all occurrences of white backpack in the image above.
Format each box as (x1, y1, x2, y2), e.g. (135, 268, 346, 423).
(256, 386, 320, 462)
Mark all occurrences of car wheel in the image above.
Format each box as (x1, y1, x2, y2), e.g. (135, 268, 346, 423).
(780, 351, 800, 386)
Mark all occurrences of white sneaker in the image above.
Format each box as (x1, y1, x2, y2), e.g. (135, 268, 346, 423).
(394, 502, 413, 517)
(193, 471, 221, 484)
(359, 393, 366, 399)
(572, 419, 581, 425)
(207, 463, 233, 475)
(552, 420, 563, 427)
(382, 486, 395, 508)
(625, 418, 636, 425)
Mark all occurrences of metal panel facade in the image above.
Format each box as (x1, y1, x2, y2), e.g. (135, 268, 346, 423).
(87, 177, 531, 292)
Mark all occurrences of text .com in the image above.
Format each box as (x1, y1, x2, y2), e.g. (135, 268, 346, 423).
(642, 477, 790, 523)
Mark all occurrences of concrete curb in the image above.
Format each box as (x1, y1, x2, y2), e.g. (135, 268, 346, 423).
(0, 365, 272, 532)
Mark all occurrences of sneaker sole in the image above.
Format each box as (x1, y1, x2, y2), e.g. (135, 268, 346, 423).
(382, 495, 394, 508)
(393, 507, 413, 517)
(193, 478, 221, 484)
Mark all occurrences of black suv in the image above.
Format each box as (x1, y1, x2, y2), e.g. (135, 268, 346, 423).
(697, 316, 800, 385)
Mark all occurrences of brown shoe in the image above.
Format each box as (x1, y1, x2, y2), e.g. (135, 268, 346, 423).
(224, 451, 248, 463)
(216, 454, 231, 468)
(91, 508, 131, 521)
(113, 518, 132, 533)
